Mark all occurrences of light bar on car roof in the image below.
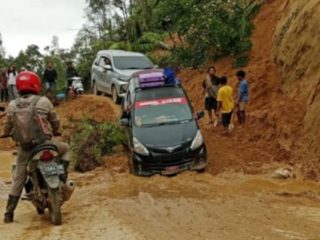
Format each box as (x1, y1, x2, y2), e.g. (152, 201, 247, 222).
(138, 72, 165, 89)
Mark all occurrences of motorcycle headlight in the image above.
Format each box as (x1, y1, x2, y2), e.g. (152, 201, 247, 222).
(190, 130, 204, 150)
(133, 137, 150, 156)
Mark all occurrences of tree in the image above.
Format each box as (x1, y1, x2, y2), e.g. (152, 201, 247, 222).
(51, 35, 60, 55)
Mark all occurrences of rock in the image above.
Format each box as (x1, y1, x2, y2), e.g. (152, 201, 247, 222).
(272, 167, 295, 179)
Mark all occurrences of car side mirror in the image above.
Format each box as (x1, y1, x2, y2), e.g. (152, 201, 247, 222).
(103, 64, 112, 71)
(119, 118, 129, 127)
(196, 111, 205, 120)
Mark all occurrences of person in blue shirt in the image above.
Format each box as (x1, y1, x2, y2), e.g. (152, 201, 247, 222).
(236, 70, 249, 124)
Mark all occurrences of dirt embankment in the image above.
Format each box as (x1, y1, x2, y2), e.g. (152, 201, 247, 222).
(179, 0, 318, 179)
(273, 0, 320, 179)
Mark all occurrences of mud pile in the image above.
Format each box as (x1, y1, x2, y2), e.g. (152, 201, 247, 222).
(0, 95, 118, 151)
(56, 95, 118, 140)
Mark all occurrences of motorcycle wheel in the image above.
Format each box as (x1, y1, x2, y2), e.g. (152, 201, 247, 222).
(48, 188, 62, 225)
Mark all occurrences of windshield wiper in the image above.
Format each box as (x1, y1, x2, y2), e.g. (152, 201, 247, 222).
(125, 67, 140, 69)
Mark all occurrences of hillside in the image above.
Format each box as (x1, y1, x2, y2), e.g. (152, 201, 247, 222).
(179, 0, 319, 179)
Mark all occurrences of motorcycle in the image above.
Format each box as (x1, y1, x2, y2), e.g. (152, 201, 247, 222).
(68, 77, 84, 97)
(12, 142, 75, 225)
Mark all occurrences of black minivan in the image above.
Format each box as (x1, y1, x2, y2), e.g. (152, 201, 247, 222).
(120, 70, 207, 176)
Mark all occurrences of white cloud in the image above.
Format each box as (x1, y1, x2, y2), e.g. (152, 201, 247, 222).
(0, 0, 87, 57)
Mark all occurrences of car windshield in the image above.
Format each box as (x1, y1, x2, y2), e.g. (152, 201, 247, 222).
(134, 88, 193, 127)
(113, 56, 154, 70)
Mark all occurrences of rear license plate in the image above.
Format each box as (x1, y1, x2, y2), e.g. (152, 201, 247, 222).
(39, 162, 64, 176)
(162, 165, 180, 175)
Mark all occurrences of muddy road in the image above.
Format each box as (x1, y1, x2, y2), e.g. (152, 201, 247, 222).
(1, 151, 320, 240)
(1, 96, 320, 239)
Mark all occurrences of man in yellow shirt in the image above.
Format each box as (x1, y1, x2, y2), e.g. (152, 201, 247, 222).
(217, 76, 234, 133)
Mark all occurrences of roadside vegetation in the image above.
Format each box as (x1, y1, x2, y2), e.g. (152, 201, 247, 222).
(0, 1, 262, 85)
(69, 119, 126, 172)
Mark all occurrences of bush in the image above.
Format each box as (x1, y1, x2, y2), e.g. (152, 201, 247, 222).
(70, 120, 126, 172)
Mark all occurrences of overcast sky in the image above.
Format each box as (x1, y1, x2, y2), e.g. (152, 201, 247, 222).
(0, 0, 87, 57)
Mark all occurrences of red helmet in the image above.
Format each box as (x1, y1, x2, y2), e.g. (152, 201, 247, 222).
(16, 71, 41, 95)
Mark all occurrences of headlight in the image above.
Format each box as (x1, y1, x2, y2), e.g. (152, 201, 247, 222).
(119, 75, 129, 81)
(190, 130, 204, 150)
(133, 137, 150, 156)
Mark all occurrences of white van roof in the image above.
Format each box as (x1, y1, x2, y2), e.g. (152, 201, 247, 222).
(96, 50, 145, 57)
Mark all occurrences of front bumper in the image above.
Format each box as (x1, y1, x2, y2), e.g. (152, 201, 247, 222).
(131, 145, 207, 176)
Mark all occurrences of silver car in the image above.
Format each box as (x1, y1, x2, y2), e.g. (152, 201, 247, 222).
(91, 50, 155, 103)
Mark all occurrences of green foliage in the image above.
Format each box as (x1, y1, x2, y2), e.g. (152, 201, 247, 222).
(233, 55, 250, 68)
(70, 120, 126, 172)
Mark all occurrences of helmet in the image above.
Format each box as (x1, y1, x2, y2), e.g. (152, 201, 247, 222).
(16, 71, 41, 95)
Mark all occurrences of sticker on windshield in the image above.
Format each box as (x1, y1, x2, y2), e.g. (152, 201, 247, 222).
(135, 97, 187, 109)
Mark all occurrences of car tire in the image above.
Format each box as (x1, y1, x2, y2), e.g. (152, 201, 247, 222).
(112, 86, 121, 104)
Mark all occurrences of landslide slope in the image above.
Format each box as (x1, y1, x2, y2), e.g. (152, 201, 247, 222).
(179, 0, 318, 178)
(274, 0, 320, 179)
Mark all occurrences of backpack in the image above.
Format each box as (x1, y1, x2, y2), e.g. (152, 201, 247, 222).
(12, 96, 48, 150)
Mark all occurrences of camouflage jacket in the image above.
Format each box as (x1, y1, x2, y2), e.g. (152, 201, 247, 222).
(2, 94, 60, 138)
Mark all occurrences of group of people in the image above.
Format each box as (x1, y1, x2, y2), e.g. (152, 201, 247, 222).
(0, 65, 19, 102)
(203, 66, 249, 134)
(0, 61, 79, 103)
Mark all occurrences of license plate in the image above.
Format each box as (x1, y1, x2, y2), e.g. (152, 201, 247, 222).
(39, 162, 64, 176)
(162, 165, 180, 175)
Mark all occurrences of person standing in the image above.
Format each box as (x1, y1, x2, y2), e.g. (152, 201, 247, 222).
(43, 61, 58, 91)
(202, 66, 220, 125)
(236, 70, 249, 125)
(217, 76, 234, 134)
(7, 65, 18, 101)
(0, 68, 8, 102)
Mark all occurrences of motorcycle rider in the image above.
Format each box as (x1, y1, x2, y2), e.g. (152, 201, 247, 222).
(1, 71, 70, 223)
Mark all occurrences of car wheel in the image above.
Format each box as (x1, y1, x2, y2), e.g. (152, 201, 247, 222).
(112, 86, 121, 104)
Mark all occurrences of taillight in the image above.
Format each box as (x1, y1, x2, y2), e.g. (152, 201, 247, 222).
(40, 150, 54, 162)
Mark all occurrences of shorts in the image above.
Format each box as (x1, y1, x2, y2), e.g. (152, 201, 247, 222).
(45, 82, 56, 91)
(205, 97, 217, 111)
(239, 102, 247, 111)
(222, 111, 233, 128)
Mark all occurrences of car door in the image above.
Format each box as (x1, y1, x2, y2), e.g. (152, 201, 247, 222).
(99, 56, 114, 94)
